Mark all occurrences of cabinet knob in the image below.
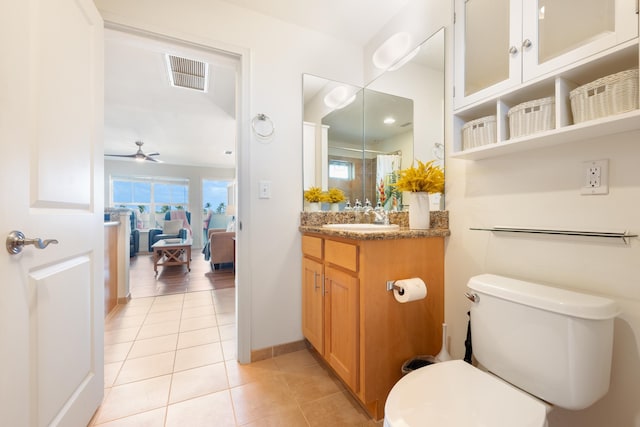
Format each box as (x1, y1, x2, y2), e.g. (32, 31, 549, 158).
(508, 45, 518, 55)
(522, 39, 532, 49)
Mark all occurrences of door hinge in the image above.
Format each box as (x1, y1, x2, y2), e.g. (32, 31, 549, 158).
(453, 12, 456, 24)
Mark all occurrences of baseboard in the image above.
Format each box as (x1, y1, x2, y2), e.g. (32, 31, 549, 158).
(117, 293, 131, 305)
(250, 339, 309, 362)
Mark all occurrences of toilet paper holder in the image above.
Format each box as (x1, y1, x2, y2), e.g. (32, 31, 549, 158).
(386, 280, 405, 296)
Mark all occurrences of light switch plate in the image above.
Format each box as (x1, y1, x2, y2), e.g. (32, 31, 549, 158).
(259, 180, 272, 199)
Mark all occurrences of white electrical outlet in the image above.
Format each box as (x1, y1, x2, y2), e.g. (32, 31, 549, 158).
(581, 159, 609, 195)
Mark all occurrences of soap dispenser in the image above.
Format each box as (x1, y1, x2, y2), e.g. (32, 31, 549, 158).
(354, 199, 363, 223)
(344, 199, 352, 211)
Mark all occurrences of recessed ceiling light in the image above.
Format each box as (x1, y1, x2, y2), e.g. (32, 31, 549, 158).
(384, 117, 396, 125)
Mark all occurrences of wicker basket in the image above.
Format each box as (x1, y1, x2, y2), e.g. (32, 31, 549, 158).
(462, 115, 496, 150)
(570, 69, 639, 124)
(508, 96, 555, 139)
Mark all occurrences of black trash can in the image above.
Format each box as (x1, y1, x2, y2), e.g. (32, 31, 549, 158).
(401, 355, 437, 375)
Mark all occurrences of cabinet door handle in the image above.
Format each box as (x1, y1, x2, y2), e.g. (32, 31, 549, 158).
(322, 274, 327, 295)
(508, 45, 518, 55)
(522, 39, 532, 49)
(313, 272, 320, 291)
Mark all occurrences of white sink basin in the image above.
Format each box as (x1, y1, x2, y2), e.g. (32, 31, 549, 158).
(322, 223, 400, 232)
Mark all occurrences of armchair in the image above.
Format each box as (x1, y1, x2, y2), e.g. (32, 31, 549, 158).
(207, 228, 235, 270)
(129, 211, 140, 256)
(148, 211, 192, 251)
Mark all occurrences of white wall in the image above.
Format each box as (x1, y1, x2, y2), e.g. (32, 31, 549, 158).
(95, 0, 364, 354)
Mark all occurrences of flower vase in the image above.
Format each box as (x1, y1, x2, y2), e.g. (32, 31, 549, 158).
(330, 203, 340, 212)
(407, 192, 430, 229)
(307, 202, 320, 212)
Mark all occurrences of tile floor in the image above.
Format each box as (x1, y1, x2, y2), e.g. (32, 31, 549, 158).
(93, 284, 381, 425)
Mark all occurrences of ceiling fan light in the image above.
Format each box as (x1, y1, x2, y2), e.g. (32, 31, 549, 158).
(372, 32, 412, 70)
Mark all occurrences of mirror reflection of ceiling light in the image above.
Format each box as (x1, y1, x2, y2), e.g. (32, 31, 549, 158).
(324, 86, 355, 109)
(383, 117, 396, 125)
(372, 32, 412, 70)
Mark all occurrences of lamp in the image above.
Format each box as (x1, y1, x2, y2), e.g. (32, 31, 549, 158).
(226, 205, 236, 217)
(372, 32, 412, 70)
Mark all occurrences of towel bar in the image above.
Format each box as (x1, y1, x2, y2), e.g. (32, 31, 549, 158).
(470, 226, 637, 244)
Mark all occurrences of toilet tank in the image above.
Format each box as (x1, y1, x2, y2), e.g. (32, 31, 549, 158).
(467, 274, 618, 410)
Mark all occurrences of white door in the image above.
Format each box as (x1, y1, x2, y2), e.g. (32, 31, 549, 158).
(0, 0, 104, 426)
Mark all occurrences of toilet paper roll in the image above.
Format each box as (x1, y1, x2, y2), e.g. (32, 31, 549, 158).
(393, 278, 427, 303)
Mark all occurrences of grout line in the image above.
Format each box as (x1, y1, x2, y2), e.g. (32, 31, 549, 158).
(164, 293, 185, 424)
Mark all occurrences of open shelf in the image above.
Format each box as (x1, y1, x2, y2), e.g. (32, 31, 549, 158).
(452, 40, 639, 160)
(451, 109, 640, 160)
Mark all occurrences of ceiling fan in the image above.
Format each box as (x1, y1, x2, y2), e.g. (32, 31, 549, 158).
(105, 141, 161, 162)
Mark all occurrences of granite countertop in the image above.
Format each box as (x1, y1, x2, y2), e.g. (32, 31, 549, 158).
(299, 225, 450, 240)
(299, 210, 450, 240)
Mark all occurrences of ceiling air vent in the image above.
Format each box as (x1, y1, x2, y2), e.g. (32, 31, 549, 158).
(166, 54, 209, 92)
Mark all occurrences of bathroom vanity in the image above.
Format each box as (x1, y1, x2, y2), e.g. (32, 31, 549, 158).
(300, 218, 448, 420)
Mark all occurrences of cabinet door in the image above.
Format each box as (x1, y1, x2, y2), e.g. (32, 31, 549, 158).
(454, 0, 522, 108)
(302, 257, 324, 352)
(522, 0, 638, 80)
(324, 266, 359, 391)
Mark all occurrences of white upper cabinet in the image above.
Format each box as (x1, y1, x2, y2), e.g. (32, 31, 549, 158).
(454, 0, 638, 110)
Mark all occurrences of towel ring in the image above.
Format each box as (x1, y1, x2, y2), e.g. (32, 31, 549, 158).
(252, 113, 275, 140)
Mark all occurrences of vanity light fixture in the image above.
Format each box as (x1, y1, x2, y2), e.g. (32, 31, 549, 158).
(388, 46, 421, 71)
(372, 32, 412, 70)
(324, 86, 356, 109)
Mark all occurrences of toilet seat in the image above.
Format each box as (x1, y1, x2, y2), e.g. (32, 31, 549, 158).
(384, 360, 548, 427)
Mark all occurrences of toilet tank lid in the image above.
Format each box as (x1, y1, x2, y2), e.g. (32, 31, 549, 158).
(468, 274, 619, 320)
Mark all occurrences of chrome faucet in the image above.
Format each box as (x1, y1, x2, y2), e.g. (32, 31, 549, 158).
(372, 201, 389, 225)
(363, 199, 388, 224)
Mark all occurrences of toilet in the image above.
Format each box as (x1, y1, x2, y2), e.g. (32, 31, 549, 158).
(384, 274, 619, 427)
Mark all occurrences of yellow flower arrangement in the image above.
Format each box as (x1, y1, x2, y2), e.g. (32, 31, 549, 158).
(322, 187, 346, 204)
(393, 160, 444, 193)
(304, 186, 323, 203)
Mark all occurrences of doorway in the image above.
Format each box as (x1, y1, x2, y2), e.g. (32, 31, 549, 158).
(103, 25, 249, 362)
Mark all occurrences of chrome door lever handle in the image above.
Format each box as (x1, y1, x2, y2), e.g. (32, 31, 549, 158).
(6, 230, 59, 254)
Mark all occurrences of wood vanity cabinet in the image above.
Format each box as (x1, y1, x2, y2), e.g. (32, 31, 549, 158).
(301, 232, 444, 420)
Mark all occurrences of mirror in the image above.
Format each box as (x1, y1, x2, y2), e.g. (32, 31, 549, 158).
(303, 28, 445, 210)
